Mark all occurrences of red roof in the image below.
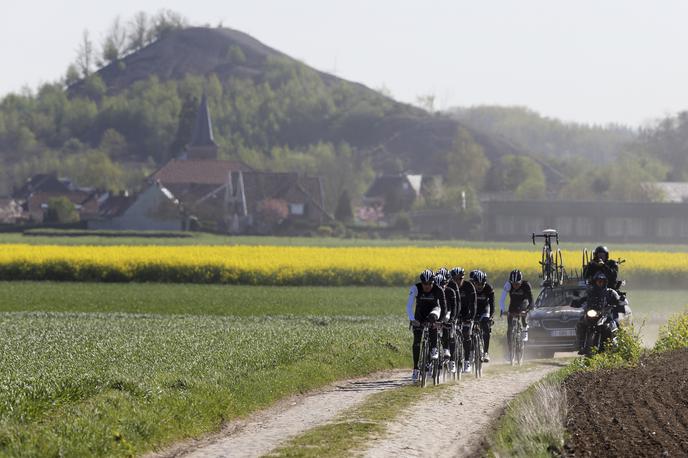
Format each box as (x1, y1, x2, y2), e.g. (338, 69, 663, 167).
(152, 159, 253, 185)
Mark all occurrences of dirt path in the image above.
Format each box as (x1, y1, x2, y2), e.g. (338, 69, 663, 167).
(361, 361, 564, 458)
(146, 370, 408, 458)
(149, 361, 563, 458)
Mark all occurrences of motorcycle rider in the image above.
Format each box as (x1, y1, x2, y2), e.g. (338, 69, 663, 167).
(583, 245, 620, 290)
(571, 271, 627, 354)
(449, 267, 476, 373)
(470, 269, 495, 363)
(406, 269, 446, 381)
(499, 269, 533, 359)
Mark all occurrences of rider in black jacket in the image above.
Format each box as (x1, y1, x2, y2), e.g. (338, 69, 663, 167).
(471, 270, 495, 363)
(571, 271, 627, 354)
(450, 267, 477, 372)
(500, 269, 533, 358)
(406, 269, 446, 381)
(583, 245, 620, 289)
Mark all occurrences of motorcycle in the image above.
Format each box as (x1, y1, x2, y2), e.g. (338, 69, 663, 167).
(578, 302, 618, 356)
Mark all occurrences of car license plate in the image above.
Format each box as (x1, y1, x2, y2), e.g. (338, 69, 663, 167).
(550, 329, 576, 337)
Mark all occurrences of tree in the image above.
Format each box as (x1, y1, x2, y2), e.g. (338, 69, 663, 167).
(102, 16, 127, 64)
(444, 127, 490, 190)
(44, 197, 79, 223)
(75, 30, 95, 78)
(127, 12, 150, 52)
(334, 189, 353, 222)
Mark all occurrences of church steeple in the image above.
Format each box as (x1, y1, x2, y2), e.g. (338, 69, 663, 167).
(185, 93, 218, 160)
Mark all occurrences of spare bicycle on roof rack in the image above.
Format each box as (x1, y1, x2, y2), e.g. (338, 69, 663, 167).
(532, 228, 568, 288)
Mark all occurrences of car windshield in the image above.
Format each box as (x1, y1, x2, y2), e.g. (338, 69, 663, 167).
(535, 288, 584, 308)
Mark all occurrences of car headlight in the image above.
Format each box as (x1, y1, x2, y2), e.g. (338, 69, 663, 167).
(586, 309, 599, 318)
(529, 320, 541, 328)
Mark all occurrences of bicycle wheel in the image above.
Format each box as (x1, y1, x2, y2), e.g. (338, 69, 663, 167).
(509, 320, 517, 366)
(454, 325, 463, 382)
(419, 329, 428, 387)
(556, 249, 564, 285)
(473, 331, 482, 378)
(515, 323, 525, 365)
(433, 357, 440, 386)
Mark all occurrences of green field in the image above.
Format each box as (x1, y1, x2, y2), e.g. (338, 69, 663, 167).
(0, 283, 407, 457)
(2, 231, 688, 252)
(0, 282, 684, 456)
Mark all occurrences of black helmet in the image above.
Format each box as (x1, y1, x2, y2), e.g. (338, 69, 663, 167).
(593, 245, 609, 260)
(434, 273, 447, 286)
(449, 267, 465, 278)
(592, 271, 608, 288)
(469, 269, 487, 284)
(420, 269, 434, 283)
(436, 267, 449, 278)
(509, 269, 523, 283)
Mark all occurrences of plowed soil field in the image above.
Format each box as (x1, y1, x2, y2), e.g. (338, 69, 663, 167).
(564, 348, 688, 457)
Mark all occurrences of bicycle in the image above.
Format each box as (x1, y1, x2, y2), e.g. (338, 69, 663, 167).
(415, 321, 442, 388)
(471, 321, 484, 378)
(532, 229, 564, 288)
(508, 310, 528, 366)
(440, 320, 462, 383)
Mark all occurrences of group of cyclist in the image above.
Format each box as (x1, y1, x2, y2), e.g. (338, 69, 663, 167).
(406, 265, 531, 381)
(406, 244, 627, 380)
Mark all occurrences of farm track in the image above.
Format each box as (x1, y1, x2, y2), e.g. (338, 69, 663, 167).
(149, 361, 564, 458)
(360, 361, 564, 457)
(146, 370, 409, 458)
(564, 348, 688, 457)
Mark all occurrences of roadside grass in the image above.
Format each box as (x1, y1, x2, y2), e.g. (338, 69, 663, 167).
(653, 310, 688, 352)
(2, 231, 688, 252)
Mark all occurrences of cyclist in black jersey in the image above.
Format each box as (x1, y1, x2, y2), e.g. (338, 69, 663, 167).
(406, 269, 445, 381)
(436, 272, 459, 373)
(499, 269, 533, 360)
(470, 269, 495, 363)
(450, 267, 476, 372)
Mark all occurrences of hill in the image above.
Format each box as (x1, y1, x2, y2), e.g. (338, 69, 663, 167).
(0, 26, 528, 206)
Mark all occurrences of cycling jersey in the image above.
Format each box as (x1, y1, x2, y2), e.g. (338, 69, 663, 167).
(406, 282, 446, 321)
(499, 280, 533, 314)
(457, 281, 476, 322)
(475, 283, 494, 320)
(446, 279, 462, 319)
(443, 283, 458, 320)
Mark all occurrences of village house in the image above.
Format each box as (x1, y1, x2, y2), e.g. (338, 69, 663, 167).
(92, 94, 332, 233)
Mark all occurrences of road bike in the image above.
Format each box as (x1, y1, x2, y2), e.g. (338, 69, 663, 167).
(471, 321, 484, 378)
(508, 310, 528, 365)
(416, 321, 442, 388)
(532, 229, 564, 288)
(440, 320, 462, 382)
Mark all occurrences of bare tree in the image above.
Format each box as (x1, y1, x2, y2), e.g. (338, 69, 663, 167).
(127, 11, 150, 52)
(75, 30, 95, 77)
(102, 16, 127, 64)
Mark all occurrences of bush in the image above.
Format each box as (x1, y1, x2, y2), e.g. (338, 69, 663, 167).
(567, 325, 643, 372)
(654, 311, 688, 352)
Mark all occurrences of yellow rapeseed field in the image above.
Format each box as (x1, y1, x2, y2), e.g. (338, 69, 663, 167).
(0, 244, 685, 285)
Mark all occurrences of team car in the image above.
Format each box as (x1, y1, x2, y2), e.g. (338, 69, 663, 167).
(526, 280, 632, 358)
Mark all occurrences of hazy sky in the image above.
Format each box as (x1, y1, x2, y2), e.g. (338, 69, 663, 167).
(2, 0, 687, 126)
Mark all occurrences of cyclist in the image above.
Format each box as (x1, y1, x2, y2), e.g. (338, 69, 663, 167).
(406, 269, 446, 381)
(500, 269, 533, 360)
(470, 269, 495, 363)
(436, 272, 459, 373)
(583, 245, 620, 289)
(450, 267, 476, 373)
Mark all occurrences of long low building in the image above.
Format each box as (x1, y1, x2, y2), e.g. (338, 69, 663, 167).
(482, 200, 688, 242)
